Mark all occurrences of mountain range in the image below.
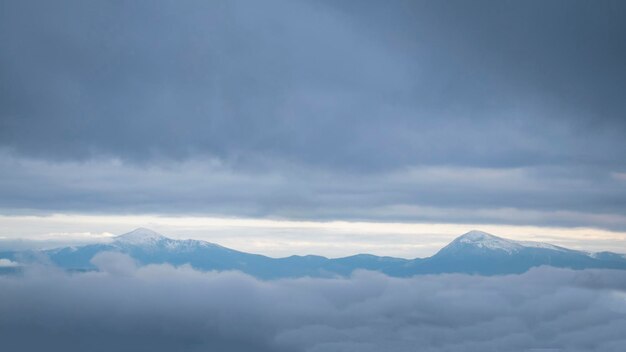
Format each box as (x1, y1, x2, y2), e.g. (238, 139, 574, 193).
(2, 228, 625, 278)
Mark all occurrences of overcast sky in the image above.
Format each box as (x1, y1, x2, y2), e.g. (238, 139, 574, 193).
(1, 0, 625, 254)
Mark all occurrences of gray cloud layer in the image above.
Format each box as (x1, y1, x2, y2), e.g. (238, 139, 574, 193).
(2, 0, 625, 168)
(1, 0, 625, 226)
(1, 253, 626, 351)
(2, 153, 626, 230)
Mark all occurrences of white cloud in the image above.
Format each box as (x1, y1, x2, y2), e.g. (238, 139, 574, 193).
(90, 252, 137, 276)
(0, 258, 18, 267)
(1, 260, 626, 351)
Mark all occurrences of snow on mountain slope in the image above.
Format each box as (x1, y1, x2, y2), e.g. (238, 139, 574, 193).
(115, 227, 166, 244)
(445, 230, 569, 254)
(113, 228, 232, 252)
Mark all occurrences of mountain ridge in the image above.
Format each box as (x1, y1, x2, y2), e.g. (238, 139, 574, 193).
(1, 228, 625, 278)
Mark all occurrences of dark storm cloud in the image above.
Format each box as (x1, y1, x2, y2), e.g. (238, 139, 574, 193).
(1, 255, 626, 351)
(1, 0, 625, 169)
(0, 0, 625, 225)
(0, 0, 412, 169)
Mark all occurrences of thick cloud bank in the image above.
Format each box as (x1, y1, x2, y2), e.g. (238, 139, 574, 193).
(1, 254, 626, 351)
(1, 0, 626, 229)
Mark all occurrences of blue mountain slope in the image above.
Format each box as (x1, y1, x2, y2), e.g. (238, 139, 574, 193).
(412, 230, 624, 275)
(2, 229, 626, 278)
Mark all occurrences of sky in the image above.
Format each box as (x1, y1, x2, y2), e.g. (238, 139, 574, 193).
(1, 0, 626, 256)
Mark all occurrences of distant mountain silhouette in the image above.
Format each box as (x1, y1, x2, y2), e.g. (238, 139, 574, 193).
(2, 228, 625, 278)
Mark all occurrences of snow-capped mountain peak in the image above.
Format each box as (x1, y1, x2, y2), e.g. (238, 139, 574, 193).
(115, 228, 166, 244)
(454, 230, 520, 253)
(444, 230, 569, 254)
(113, 228, 226, 252)
(458, 230, 501, 242)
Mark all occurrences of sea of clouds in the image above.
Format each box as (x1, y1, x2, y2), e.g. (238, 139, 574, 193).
(1, 252, 625, 351)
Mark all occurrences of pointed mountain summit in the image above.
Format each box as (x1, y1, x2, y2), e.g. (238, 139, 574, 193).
(438, 230, 569, 256)
(115, 228, 166, 244)
(444, 230, 520, 253)
(456, 230, 503, 243)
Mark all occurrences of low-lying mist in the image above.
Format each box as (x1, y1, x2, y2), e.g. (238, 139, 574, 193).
(1, 252, 625, 352)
